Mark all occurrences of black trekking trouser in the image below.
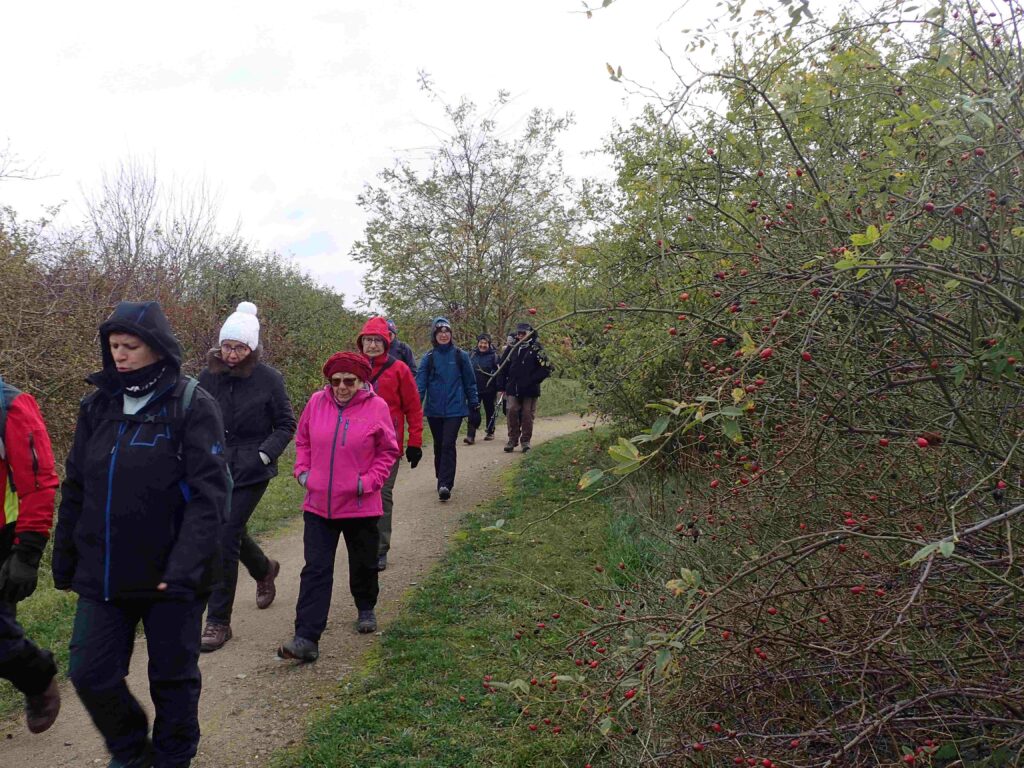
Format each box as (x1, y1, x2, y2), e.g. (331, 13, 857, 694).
(467, 393, 497, 439)
(295, 512, 380, 642)
(0, 598, 57, 696)
(427, 416, 463, 489)
(206, 480, 272, 625)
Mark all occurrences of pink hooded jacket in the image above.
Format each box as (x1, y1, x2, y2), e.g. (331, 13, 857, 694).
(294, 387, 400, 519)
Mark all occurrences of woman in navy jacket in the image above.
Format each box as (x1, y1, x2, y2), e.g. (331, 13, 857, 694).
(415, 317, 478, 501)
(53, 301, 229, 768)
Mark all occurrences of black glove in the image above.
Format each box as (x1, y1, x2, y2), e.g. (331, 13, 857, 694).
(468, 408, 482, 430)
(0, 531, 47, 603)
(406, 446, 423, 468)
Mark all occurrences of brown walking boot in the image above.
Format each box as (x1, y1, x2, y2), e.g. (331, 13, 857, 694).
(256, 558, 280, 609)
(25, 676, 60, 734)
(200, 622, 232, 652)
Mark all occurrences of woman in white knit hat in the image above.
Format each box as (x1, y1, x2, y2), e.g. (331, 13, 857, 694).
(197, 302, 297, 652)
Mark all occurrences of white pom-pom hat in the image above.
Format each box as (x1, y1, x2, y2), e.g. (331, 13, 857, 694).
(219, 301, 260, 350)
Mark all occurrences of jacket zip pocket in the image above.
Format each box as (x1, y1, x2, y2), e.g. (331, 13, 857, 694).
(356, 474, 363, 508)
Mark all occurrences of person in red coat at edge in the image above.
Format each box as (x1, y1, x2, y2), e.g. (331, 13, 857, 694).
(0, 374, 61, 734)
(355, 317, 424, 572)
(278, 352, 400, 662)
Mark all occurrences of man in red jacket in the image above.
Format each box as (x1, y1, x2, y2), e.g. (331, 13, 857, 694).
(0, 374, 61, 734)
(357, 317, 424, 571)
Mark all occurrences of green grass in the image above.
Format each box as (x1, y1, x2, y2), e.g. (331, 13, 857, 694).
(272, 429, 620, 768)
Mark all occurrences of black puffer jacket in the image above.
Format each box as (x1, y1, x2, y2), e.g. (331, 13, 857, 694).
(198, 348, 296, 488)
(52, 301, 229, 601)
(470, 345, 500, 396)
(496, 332, 554, 399)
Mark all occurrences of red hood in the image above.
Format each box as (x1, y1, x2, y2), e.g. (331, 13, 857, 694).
(357, 317, 392, 356)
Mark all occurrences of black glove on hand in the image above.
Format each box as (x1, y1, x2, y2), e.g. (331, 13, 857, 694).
(468, 408, 482, 429)
(0, 531, 47, 603)
(406, 446, 423, 469)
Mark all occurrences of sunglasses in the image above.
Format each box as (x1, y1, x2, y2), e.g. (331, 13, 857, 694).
(331, 375, 359, 387)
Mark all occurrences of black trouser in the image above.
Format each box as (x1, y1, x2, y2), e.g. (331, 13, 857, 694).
(467, 393, 497, 439)
(0, 598, 57, 696)
(69, 595, 204, 768)
(206, 480, 271, 625)
(377, 459, 401, 557)
(295, 512, 379, 642)
(427, 416, 463, 489)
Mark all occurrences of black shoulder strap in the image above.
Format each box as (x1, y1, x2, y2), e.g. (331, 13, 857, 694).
(369, 358, 397, 387)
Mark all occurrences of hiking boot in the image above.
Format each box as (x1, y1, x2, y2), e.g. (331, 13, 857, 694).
(277, 635, 319, 662)
(484, 433, 495, 441)
(255, 558, 280, 609)
(503, 442, 516, 453)
(463, 436, 475, 445)
(377, 553, 388, 571)
(521, 442, 531, 453)
(200, 622, 232, 653)
(438, 486, 451, 501)
(107, 740, 154, 768)
(25, 676, 60, 734)
(357, 609, 378, 634)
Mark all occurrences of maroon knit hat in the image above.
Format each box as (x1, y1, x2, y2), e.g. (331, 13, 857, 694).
(322, 351, 371, 382)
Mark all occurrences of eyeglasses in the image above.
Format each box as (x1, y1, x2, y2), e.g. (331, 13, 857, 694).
(331, 375, 359, 387)
(436, 328, 452, 335)
(221, 343, 250, 356)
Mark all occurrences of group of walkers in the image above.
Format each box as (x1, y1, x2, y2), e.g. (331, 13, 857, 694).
(0, 300, 551, 767)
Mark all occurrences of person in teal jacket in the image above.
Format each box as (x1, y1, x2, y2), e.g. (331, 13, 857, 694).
(415, 317, 479, 502)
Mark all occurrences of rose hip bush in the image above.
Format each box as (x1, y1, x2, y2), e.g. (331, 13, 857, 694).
(521, 2, 1024, 765)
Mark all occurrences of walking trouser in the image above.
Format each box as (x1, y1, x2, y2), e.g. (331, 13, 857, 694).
(467, 393, 497, 439)
(506, 396, 539, 446)
(377, 459, 401, 556)
(0, 598, 57, 696)
(427, 416, 463, 489)
(206, 480, 272, 625)
(69, 595, 204, 768)
(295, 512, 380, 642)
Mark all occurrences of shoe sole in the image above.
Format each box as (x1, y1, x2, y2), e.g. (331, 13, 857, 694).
(277, 646, 318, 663)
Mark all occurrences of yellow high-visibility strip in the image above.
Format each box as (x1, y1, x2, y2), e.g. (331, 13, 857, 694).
(3, 482, 17, 526)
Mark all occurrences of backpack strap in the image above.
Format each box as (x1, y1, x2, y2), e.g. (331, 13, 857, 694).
(369, 358, 397, 388)
(426, 347, 467, 382)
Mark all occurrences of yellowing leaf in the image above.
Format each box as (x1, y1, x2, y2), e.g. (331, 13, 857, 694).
(732, 387, 745, 404)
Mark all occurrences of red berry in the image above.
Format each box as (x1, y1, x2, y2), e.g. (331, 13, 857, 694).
(997, 480, 1007, 489)
(710, 479, 720, 489)
(767, 607, 778, 615)
(916, 437, 930, 448)
(760, 347, 774, 360)
(975, 147, 986, 157)
(878, 438, 890, 447)
(693, 743, 705, 752)
(923, 201, 935, 213)
(801, 351, 812, 361)
(624, 688, 636, 699)
(668, 327, 678, 336)
(528, 307, 537, 315)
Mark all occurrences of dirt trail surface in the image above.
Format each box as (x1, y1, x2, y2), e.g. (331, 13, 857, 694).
(2, 414, 584, 767)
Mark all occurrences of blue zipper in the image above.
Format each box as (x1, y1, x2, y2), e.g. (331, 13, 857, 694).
(104, 422, 127, 601)
(325, 404, 345, 518)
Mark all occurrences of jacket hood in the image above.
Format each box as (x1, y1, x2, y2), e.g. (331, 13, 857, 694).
(357, 317, 392, 355)
(99, 301, 182, 372)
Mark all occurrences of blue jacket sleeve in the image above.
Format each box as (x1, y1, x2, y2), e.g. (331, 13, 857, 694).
(461, 350, 479, 409)
(415, 352, 430, 400)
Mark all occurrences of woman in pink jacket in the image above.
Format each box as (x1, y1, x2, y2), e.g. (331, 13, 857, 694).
(278, 352, 399, 662)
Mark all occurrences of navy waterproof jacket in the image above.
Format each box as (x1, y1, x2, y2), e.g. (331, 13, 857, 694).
(415, 344, 479, 419)
(52, 301, 229, 601)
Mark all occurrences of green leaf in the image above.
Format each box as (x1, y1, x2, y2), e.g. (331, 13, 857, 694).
(952, 364, 967, 385)
(834, 258, 859, 270)
(904, 541, 939, 566)
(599, 717, 614, 736)
(719, 406, 743, 417)
(655, 648, 673, 678)
(850, 225, 881, 247)
(721, 417, 743, 443)
(650, 415, 670, 437)
(930, 235, 953, 251)
(938, 540, 955, 557)
(577, 468, 605, 490)
(943, 278, 960, 290)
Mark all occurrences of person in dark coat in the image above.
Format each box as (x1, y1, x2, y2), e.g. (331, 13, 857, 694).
(197, 302, 296, 653)
(52, 300, 229, 768)
(0, 374, 61, 735)
(465, 333, 499, 444)
(386, 319, 418, 377)
(496, 322, 553, 453)
(414, 317, 479, 501)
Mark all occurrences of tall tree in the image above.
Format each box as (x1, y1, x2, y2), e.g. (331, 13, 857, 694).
(353, 91, 579, 344)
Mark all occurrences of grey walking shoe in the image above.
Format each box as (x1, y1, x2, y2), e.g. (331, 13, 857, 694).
(357, 609, 378, 634)
(278, 635, 319, 662)
(438, 486, 451, 501)
(503, 442, 516, 453)
(377, 553, 388, 571)
(521, 442, 531, 453)
(484, 433, 495, 441)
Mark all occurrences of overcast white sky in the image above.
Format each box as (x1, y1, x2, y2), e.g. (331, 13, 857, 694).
(1, 0, 716, 305)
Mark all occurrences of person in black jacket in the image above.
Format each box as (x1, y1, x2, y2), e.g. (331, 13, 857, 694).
(465, 333, 500, 445)
(496, 322, 553, 453)
(53, 300, 229, 768)
(386, 319, 418, 377)
(197, 302, 296, 653)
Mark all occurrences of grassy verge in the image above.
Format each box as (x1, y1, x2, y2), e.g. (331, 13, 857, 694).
(272, 429, 628, 768)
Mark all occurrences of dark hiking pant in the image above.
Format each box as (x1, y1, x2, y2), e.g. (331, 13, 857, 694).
(467, 393, 497, 439)
(0, 599, 57, 696)
(506, 396, 538, 446)
(427, 416, 463, 490)
(69, 595, 204, 768)
(377, 459, 401, 557)
(295, 512, 379, 642)
(206, 480, 272, 625)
